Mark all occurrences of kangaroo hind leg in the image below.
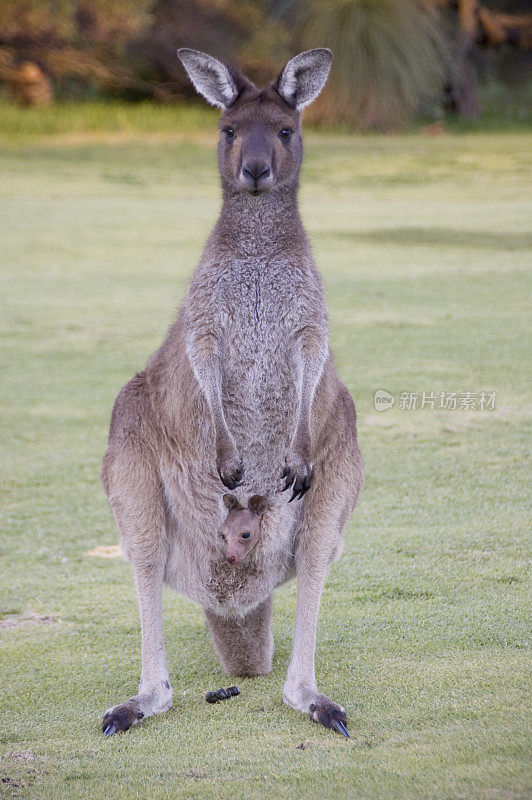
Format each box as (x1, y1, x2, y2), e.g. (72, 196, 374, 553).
(284, 421, 363, 737)
(101, 443, 173, 736)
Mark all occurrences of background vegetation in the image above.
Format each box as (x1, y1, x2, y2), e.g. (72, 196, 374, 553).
(0, 0, 530, 128)
(0, 107, 530, 798)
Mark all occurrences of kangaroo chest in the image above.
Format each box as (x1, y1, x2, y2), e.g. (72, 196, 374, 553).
(218, 256, 303, 331)
(214, 257, 307, 482)
(216, 257, 306, 382)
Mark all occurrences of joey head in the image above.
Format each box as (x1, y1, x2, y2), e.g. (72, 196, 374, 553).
(221, 494, 269, 565)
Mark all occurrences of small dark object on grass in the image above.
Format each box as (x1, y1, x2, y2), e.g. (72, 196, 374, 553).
(205, 686, 240, 703)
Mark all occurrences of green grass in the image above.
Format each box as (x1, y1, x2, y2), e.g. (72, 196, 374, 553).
(0, 99, 220, 144)
(0, 86, 529, 145)
(0, 109, 531, 799)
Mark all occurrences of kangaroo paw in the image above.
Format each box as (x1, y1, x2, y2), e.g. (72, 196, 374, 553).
(281, 457, 313, 501)
(217, 454, 245, 490)
(284, 683, 349, 738)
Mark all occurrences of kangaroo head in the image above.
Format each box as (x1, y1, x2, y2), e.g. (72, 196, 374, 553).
(178, 48, 332, 196)
(221, 494, 270, 565)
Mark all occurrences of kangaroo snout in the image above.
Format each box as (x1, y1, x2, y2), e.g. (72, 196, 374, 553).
(241, 162, 271, 192)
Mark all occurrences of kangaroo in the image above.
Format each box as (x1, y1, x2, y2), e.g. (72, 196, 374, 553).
(221, 494, 268, 565)
(100, 47, 364, 739)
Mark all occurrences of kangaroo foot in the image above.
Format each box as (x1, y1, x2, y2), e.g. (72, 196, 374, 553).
(309, 695, 349, 737)
(102, 680, 173, 737)
(102, 701, 143, 736)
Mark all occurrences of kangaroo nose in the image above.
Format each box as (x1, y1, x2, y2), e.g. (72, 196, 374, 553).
(227, 554, 236, 564)
(242, 163, 270, 184)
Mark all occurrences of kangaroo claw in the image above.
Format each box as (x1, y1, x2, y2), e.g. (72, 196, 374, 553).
(309, 697, 349, 737)
(281, 462, 313, 500)
(288, 468, 313, 502)
(331, 719, 350, 738)
(102, 703, 143, 736)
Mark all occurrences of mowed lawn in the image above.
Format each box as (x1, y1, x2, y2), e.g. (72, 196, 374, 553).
(0, 108, 530, 799)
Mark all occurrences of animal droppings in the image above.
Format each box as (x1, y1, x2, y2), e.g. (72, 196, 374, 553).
(205, 686, 240, 703)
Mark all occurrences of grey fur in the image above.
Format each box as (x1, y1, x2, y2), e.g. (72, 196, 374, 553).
(100, 49, 363, 737)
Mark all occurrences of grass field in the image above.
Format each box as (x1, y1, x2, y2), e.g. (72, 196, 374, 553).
(0, 103, 530, 799)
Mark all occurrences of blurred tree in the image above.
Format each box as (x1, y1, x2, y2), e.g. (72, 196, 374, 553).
(275, 0, 530, 125)
(0, 0, 288, 102)
(0, 1, 151, 48)
(129, 0, 288, 97)
(289, 0, 449, 128)
(0, 0, 528, 118)
(439, 0, 531, 117)
(0, 0, 157, 101)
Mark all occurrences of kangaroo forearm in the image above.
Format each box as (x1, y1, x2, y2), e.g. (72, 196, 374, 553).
(292, 327, 328, 455)
(204, 385, 235, 457)
(186, 332, 233, 448)
(186, 332, 244, 493)
(292, 415, 312, 460)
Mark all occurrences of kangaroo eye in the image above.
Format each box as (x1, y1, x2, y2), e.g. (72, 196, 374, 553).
(279, 129, 292, 141)
(223, 128, 236, 140)
(220, 533, 226, 540)
(241, 532, 251, 539)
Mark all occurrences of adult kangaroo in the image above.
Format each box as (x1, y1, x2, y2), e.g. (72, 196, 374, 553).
(101, 47, 364, 738)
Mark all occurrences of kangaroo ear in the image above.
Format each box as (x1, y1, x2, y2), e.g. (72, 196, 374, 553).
(274, 49, 332, 111)
(248, 495, 269, 516)
(178, 48, 252, 109)
(223, 494, 242, 511)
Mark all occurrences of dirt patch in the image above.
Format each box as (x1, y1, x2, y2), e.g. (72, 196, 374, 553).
(1, 776, 24, 790)
(4, 752, 35, 762)
(0, 613, 61, 631)
(0, 769, 38, 794)
(84, 545, 122, 559)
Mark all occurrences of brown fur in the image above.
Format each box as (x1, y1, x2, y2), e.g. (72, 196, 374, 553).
(100, 48, 364, 737)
